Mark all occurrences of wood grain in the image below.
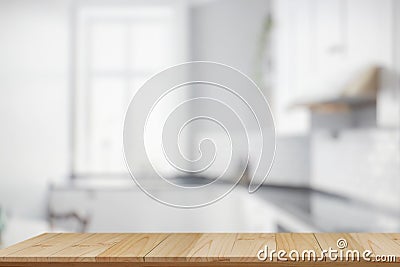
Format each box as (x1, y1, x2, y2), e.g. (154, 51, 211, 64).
(185, 233, 237, 262)
(96, 233, 168, 262)
(0, 233, 399, 266)
(1, 233, 92, 262)
(229, 233, 275, 262)
(48, 233, 129, 262)
(0, 233, 59, 259)
(386, 233, 400, 246)
(276, 233, 322, 261)
(314, 233, 365, 261)
(145, 233, 201, 262)
(350, 233, 400, 262)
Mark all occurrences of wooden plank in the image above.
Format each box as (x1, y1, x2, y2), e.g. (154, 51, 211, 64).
(350, 233, 400, 262)
(0, 233, 59, 258)
(185, 233, 237, 262)
(314, 233, 365, 261)
(386, 233, 400, 246)
(146, 233, 275, 263)
(276, 233, 322, 261)
(144, 233, 202, 262)
(0, 233, 400, 266)
(96, 233, 169, 262)
(0, 263, 145, 267)
(229, 233, 275, 262)
(48, 233, 129, 262)
(2, 233, 93, 262)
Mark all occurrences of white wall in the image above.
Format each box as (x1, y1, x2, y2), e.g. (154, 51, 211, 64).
(190, 0, 270, 79)
(189, 0, 311, 187)
(0, 0, 70, 218)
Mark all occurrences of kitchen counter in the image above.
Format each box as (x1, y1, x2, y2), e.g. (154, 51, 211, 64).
(48, 180, 400, 233)
(257, 186, 400, 232)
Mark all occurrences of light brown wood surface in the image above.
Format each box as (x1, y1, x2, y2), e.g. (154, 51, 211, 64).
(0, 233, 399, 266)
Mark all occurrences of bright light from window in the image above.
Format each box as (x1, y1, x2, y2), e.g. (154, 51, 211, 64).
(74, 5, 177, 175)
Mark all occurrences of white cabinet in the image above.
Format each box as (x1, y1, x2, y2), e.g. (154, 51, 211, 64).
(273, 0, 399, 133)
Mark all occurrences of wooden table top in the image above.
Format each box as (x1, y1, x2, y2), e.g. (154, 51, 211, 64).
(0, 233, 399, 266)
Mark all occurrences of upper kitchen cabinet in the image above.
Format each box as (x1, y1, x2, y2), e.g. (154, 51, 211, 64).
(272, 0, 399, 133)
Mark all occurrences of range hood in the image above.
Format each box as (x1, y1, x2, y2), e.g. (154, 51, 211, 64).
(293, 66, 380, 113)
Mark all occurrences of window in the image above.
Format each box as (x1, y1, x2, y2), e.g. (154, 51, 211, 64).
(73, 4, 186, 175)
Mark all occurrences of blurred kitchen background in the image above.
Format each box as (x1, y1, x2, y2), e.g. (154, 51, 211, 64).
(0, 0, 399, 247)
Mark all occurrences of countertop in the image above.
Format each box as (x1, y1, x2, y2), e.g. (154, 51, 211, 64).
(0, 233, 400, 266)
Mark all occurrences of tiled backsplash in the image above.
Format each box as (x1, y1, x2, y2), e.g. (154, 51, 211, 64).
(311, 129, 400, 210)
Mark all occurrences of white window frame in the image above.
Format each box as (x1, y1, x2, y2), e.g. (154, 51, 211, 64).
(70, 0, 189, 178)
